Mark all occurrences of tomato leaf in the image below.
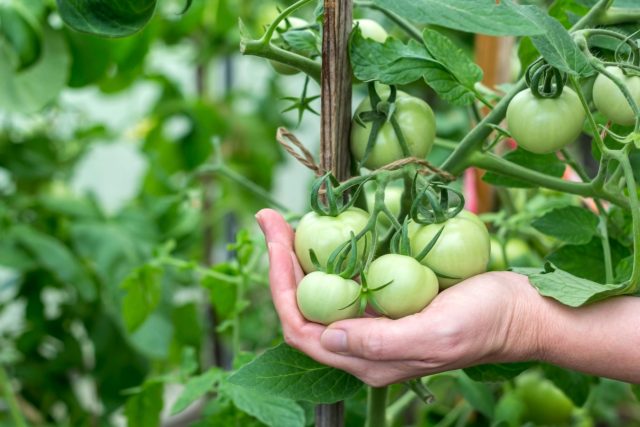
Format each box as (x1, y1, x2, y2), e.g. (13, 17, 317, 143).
(124, 382, 164, 427)
(0, 2, 43, 71)
(56, 0, 157, 37)
(541, 364, 593, 406)
(171, 368, 222, 415)
(228, 343, 363, 403)
(456, 372, 495, 418)
(482, 149, 565, 188)
(546, 238, 628, 284)
(220, 381, 306, 427)
(350, 32, 480, 105)
(503, 0, 593, 76)
(532, 206, 599, 245)
(464, 362, 535, 382)
(615, 256, 633, 283)
(120, 263, 163, 333)
(513, 266, 629, 307)
(371, 0, 545, 36)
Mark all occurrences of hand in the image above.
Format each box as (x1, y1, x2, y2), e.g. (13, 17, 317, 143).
(256, 208, 544, 386)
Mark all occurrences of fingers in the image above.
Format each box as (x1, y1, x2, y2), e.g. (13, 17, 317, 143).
(320, 314, 438, 361)
(266, 241, 307, 331)
(257, 209, 304, 282)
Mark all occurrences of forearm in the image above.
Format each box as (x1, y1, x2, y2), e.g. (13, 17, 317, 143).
(533, 293, 640, 383)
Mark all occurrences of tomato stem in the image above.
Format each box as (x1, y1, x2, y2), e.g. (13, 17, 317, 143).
(365, 386, 389, 427)
(615, 153, 640, 290)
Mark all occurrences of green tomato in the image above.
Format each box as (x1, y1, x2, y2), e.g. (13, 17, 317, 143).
(506, 87, 585, 154)
(515, 372, 575, 425)
(296, 271, 361, 325)
(489, 237, 542, 270)
(294, 208, 370, 274)
(351, 87, 436, 169)
(410, 210, 490, 289)
(269, 17, 311, 75)
(367, 254, 438, 318)
(593, 66, 640, 126)
(494, 391, 527, 427)
(352, 19, 388, 43)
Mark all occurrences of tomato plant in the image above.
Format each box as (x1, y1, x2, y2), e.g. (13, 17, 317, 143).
(296, 271, 361, 324)
(593, 66, 640, 126)
(350, 86, 436, 169)
(515, 372, 575, 425)
(367, 254, 438, 318)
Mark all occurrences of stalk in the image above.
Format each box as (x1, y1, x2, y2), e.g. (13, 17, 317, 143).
(366, 386, 389, 427)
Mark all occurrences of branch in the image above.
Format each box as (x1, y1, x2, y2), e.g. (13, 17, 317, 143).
(240, 40, 321, 82)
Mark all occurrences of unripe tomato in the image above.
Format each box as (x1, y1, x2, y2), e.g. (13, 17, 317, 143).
(294, 208, 370, 274)
(593, 66, 640, 126)
(506, 87, 585, 154)
(367, 254, 438, 318)
(489, 237, 542, 270)
(515, 372, 575, 425)
(351, 87, 436, 169)
(410, 210, 490, 289)
(269, 17, 312, 75)
(352, 19, 388, 43)
(296, 272, 361, 325)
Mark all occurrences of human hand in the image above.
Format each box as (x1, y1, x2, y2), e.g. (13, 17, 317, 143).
(256, 208, 545, 386)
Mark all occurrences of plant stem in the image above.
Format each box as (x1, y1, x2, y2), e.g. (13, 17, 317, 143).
(440, 80, 527, 175)
(469, 151, 629, 207)
(615, 153, 640, 290)
(385, 390, 417, 426)
(240, 40, 321, 82)
(260, 0, 316, 43)
(597, 7, 640, 25)
(0, 366, 27, 427)
(366, 386, 389, 427)
(572, 0, 614, 31)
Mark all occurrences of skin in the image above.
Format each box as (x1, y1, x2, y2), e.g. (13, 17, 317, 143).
(256, 208, 640, 386)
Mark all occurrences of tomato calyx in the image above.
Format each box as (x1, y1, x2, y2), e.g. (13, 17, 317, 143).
(353, 82, 412, 169)
(309, 172, 372, 216)
(410, 178, 465, 225)
(525, 59, 568, 99)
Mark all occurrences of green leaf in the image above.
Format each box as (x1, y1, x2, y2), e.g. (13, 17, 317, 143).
(171, 368, 222, 415)
(482, 149, 566, 188)
(221, 381, 306, 427)
(0, 26, 69, 114)
(350, 34, 478, 105)
(0, 2, 42, 70)
(547, 238, 628, 284)
(464, 363, 535, 382)
(65, 28, 113, 87)
(282, 30, 319, 57)
(372, 0, 545, 36)
(541, 364, 592, 406)
(121, 264, 163, 333)
(615, 256, 633, 283)
(456, 372, 495, 418)
(532, 206, 599, 245)
(56, 0, 157, 37)
(514, 267, 628, 307)
(129, 312, 174, 359)
(503, 0, 592, 76)
(228, 343, 363, 403)
(125, 382, 164, 427)
(13, 225, 95, 301)
(633, 384, 640, 401)
(202, 264, 238, 321)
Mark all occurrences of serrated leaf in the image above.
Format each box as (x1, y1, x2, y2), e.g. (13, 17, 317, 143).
(282, 30, 319, 57)
(541, 364, 592, 406)
(464, 363, 535, 382)
(514, 267, 628, 307)
(546, 238, 628, 283)
(56, 0, 157, 37)
(121, 263, 163, 333)
(171, 368, 222, 415)
(372, 0, 545, 36)
(125, 382, 163, 427)
(228, 343, 363, 403)
(482, 150, 565, 188)
(503, 0, 592, 76)
(350, 34, 476, 105)
(532, 206, 599, 245)
(221, 381, 306, 427)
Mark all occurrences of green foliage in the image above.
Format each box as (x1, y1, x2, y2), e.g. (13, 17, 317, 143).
(56, 0, 157, 37)
(532, 206, 599, 245)
(482, 149, 566, 188)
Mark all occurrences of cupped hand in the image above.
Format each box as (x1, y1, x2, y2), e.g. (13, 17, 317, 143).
(256, 208, 544, 386)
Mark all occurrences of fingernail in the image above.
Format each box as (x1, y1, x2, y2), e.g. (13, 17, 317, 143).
(321, 328, 348, 353)
(255, 212, 264, 227)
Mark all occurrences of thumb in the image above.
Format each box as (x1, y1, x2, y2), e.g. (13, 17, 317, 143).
(320, 316, 428, 361)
